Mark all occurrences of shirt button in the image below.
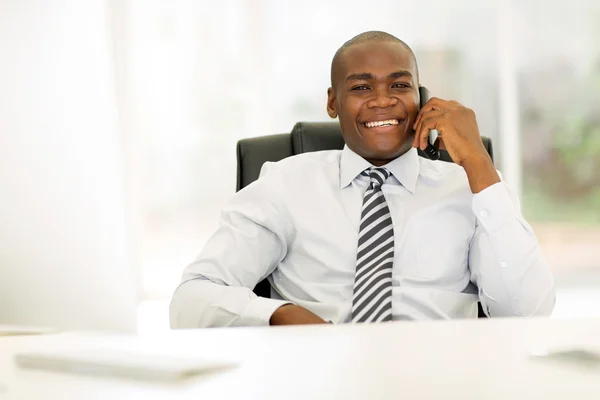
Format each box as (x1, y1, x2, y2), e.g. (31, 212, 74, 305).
(480, 210, 488, 218)
(500, 261, 507, 268)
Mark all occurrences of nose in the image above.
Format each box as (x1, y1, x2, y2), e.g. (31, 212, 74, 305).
(367, 87, 398, 109)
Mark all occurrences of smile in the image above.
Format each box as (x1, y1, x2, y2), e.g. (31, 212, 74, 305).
(362, 119, 400, 128)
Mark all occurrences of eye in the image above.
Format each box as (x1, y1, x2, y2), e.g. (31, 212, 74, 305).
(351, 85, 370, 91)
(392, 82, 410, 89)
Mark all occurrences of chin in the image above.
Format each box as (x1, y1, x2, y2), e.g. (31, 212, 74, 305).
(368, 140, 407, 157)
(361, 127, 410, 151)
(344, 125, 411, 161)
(369, 149, 404, 161)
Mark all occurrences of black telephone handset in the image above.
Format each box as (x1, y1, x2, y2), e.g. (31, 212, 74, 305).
(418, 86, 440, 160)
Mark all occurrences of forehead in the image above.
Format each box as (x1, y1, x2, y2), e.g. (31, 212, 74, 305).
(337, 41, 416, 81)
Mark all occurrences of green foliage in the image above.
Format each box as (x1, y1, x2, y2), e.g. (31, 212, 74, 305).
(523, 186, 600, 225)
(521, 61, 600, 223)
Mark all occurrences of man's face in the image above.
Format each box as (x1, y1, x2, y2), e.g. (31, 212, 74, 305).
(327, 41, 420, 165)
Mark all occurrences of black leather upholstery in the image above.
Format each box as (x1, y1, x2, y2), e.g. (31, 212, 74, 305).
(236, 133, 292, 192)
(236, 121, 493, 318)
(291, 122, 345, 154)
(237, 122, 493, 191)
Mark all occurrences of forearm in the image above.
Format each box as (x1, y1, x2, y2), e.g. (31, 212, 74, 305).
(473, 221, 555, 316)
(471, 183, 555, 317)
(169, 278, 291, 328)
(462, 155, 501, 194)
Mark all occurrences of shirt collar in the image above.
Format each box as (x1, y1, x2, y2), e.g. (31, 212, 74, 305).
(339, 145, 419, 194)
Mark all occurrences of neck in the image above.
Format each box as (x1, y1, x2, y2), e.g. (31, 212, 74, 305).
(367, 159, 391, 167)
(365, 145, 412, 166)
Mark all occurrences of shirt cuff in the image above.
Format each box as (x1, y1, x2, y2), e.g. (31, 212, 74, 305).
(472, 182, 519, 232)
(239, 296, 292, 326)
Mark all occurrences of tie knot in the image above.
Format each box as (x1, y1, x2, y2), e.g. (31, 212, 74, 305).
(362, 167, 390, 188)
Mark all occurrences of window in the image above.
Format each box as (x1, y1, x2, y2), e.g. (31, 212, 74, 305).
(116, 0, 600, 330)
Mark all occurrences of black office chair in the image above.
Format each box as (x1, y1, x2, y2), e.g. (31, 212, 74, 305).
(236, 121, 493, 318)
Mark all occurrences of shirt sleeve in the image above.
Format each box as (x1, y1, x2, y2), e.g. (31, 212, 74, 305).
(469, 180, 556, 317)
(170, 162, 293, 328)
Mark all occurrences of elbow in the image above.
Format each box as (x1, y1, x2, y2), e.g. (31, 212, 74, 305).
(522, 287, 556, 317)
(169, 277, 238, 329)
(502, 288, 556, 318)
(520, 268, 556, 317)
(505, 258, 556, 317)
(485, 286, 556, 318)
(169, 283, 188, 329)
(169, 279, 212, 329)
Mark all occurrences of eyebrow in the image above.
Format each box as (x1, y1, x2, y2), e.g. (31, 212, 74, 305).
(345, 70, 413, 83)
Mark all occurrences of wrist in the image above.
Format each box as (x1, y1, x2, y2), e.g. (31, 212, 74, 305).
(462, 154, 500, 193)
(460, 151, 492, 170)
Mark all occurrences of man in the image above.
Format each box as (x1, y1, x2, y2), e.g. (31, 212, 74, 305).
(170, 31, 555, 328)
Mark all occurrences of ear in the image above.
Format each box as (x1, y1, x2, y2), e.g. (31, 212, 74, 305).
(326, 87, 337, 119)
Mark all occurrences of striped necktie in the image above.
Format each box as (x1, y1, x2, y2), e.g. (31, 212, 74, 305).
(351, 167, 394, 323)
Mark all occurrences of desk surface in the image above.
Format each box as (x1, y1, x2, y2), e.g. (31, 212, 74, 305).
(1, 318, 599, 399)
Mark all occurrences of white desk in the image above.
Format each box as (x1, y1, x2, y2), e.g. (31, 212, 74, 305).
(1, 318, 599, 399)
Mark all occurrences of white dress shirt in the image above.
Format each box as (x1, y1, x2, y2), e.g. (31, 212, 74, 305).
(170, 146, 555, 328)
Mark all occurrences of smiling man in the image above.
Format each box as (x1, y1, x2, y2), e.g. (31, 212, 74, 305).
(329, 36, 419, 165)
(170, 31, 555, 327)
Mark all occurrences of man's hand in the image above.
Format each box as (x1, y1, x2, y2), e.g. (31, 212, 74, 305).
(412, 97, 500, 193)
(270, 304, 328, 325)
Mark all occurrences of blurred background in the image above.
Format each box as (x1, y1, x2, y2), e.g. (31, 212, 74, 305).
(1, 0, 599, 333)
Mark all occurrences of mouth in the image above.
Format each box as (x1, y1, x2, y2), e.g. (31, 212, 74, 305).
(361, 118, 404, 129)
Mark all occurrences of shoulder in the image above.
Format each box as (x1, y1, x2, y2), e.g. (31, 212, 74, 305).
(417, 156, 503, 192)
(229, 152, 341, 214)
(419, 156, 466, 176)
(231, 149, 340, 215)
(417, 156, 470, 190)
(260, 150, 342, 179)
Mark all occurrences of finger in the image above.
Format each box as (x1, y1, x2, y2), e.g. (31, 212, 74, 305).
(415, 97, 458, 128)
(419, 96, 452, 113)
(413, 110, 443, 149)
(413, 109, 444, 148)
(414, 109, 444, 138)
(415, 100, 443, 128)
(435, 136, 445, 151)
(417, 115, 442, 150)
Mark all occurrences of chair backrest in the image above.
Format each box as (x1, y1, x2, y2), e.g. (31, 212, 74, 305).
(237, 121, 493, 191)
(236, 121, 493, 317)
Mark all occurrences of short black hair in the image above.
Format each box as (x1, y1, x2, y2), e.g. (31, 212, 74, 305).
(330, 31, 419, 88)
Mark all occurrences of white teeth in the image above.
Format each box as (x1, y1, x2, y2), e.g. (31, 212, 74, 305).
(365, 119, 399, 128)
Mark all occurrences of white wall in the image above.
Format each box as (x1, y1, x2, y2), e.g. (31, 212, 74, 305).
(0, 0, 138, 332)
